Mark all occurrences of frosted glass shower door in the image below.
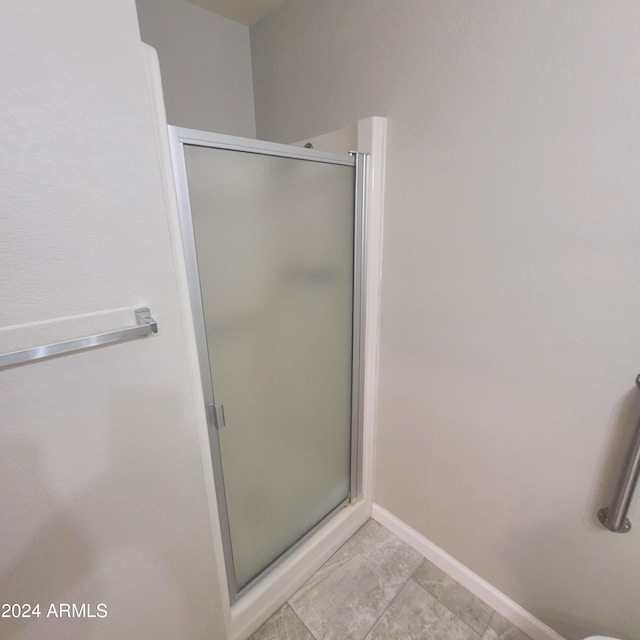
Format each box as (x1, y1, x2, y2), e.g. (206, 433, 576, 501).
(179, 137, 360, 594)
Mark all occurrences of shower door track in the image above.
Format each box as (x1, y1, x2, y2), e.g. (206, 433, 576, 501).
(168, 126, 368, 603)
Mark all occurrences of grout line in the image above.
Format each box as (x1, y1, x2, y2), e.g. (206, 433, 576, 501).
(358, 574, 414, 640)
(407, 561, 518, 638)
(409, 560, 493, 637)
(285, 602, 319, 640)
(482, 610, 498, 636)
(407, 577, 484, 640)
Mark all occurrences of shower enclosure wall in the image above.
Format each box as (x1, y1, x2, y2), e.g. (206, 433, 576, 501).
(168, 127, 368, 604)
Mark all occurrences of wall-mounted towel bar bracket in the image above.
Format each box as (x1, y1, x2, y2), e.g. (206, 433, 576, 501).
(598, 374, 640, 533)
(0, 307, 158, 369)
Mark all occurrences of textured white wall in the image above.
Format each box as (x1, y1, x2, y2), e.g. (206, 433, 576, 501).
(135, 0, 256, 136)
(251, 2, 640, 638)
(0, 1, 224, 639)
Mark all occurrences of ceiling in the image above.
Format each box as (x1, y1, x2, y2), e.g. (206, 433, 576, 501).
(187, 0, 287, 25)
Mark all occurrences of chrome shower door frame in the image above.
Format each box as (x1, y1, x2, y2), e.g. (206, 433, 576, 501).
(168, 126, 367, 603)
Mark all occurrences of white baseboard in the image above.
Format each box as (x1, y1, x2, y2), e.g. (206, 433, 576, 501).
(371, 504, 566, 640)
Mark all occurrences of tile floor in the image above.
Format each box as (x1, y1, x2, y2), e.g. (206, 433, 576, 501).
(249, 520, 533, 640)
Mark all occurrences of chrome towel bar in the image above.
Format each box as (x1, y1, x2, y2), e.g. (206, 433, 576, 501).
(0, 307, 158, 369)
(598, 374, 640, 533)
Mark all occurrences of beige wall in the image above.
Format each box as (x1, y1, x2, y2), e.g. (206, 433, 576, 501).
(0, 1, 224, 638)
(251, 2, 640, 638)
(136, 0, 256, 136)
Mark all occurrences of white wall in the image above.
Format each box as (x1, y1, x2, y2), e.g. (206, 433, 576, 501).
(251, 2, 640, 638)
(0, 2, 224, 639)
(136, 0, 256, 136)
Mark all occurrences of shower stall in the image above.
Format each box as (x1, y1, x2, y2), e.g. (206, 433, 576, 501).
(168, 127, 368, 603)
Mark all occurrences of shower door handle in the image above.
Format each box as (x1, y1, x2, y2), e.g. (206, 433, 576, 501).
(207, 403, 226, 429)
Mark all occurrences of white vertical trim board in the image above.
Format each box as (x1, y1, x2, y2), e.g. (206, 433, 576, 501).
(357, 116, 386, 502)
(141, 43, 233, 636)
(371, 505, 567, 640)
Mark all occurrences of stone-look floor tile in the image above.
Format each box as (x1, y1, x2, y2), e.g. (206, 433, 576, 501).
(482, 611, 533, 640)
(289, 554, 406, 640)
(339, 520, 424, 583)
(291, 519, 421, 599)
(332, 520, 395, 558)
(412, 559, 493, 635)
(319, 519, 401, 573)
(289, 520, 423, 640)
(249, 604, 314, 640)
(365, 579, 480, 640)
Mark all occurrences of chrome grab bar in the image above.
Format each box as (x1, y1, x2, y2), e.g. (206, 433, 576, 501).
(0, 307, 158, 369)
(598, 374, 640, 533)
